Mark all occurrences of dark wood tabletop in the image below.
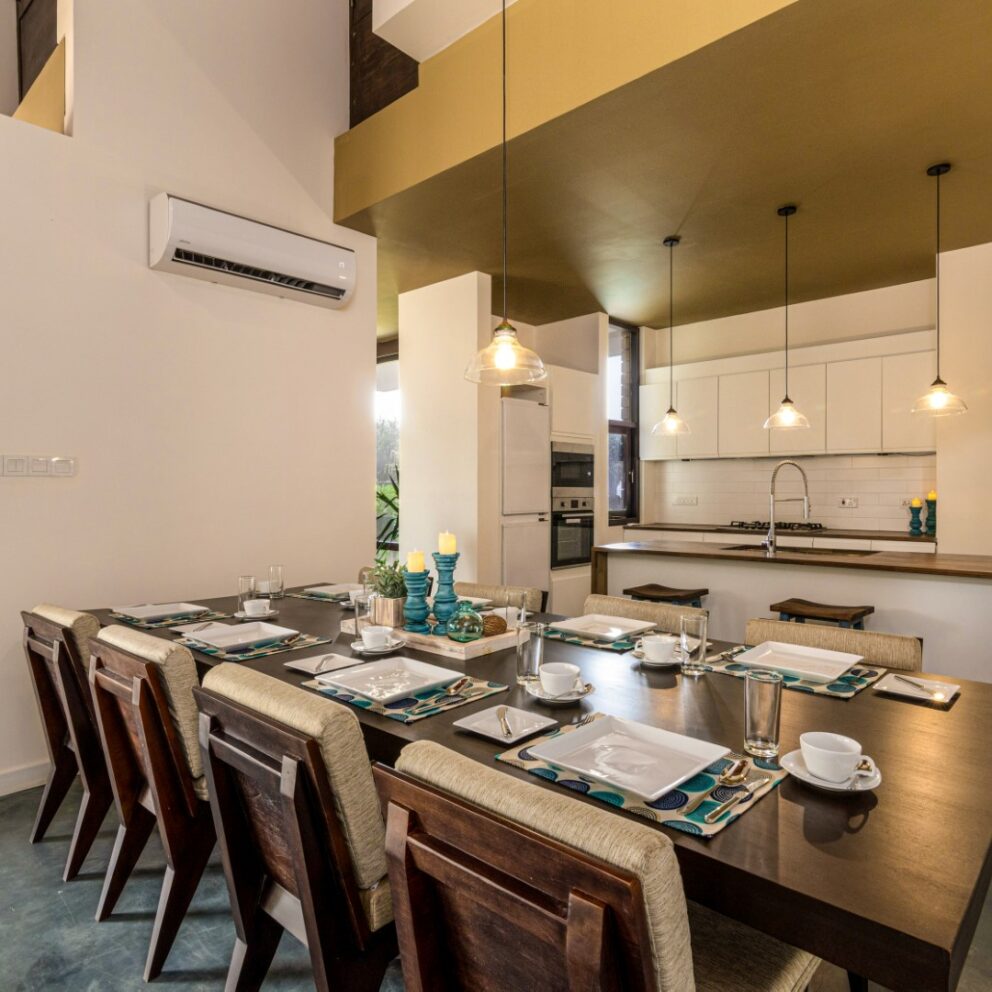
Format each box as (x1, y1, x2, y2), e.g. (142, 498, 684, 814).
(92, 588, 992, 992)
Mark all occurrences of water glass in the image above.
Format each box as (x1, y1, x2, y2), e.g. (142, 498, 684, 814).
(516, 621, 545, 684)
(679, 614, 708, 677)
(353, 591, 373, 638)
(268, 564, 285, 600)
(237, 575, 256, 613)
(745, 669, 783, 758)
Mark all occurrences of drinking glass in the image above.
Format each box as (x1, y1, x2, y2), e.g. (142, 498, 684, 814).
(353, 591, 373, 640)
(516, 621, 545, 684)
(268, 564, 285, 600)
(744, 669, 783, 758)
(237, 575, 256, 613)
(358, 565, 375, 593)
(679, 614, 708, 677)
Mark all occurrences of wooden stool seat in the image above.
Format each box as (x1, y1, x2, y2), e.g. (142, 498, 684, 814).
(623, 583, 709, 608)
(770, 597, 875, 630)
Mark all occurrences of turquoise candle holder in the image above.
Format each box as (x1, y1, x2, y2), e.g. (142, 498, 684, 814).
(925, 498, 937, 537)
(909, 505, 923, 536)
(431, 552, 459, 636)
(402, 569, 431, 634)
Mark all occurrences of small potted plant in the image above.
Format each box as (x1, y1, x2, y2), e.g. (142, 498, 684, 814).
(370, 560, 407, 627)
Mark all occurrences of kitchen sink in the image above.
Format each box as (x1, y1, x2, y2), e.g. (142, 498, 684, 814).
(721, 544, 879, 557)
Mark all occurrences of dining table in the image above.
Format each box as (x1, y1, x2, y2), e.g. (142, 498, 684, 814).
(91, 586, 992, 992)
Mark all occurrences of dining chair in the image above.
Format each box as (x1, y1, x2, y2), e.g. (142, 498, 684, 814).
(88, 625, 215, 981)
(195, 664, 396, 992)
(21, 604, 113, 881)
(744, 618, 923, 671)
(376, 740, 820, 992)
(583, 593, 706, 635)
(455, 581, 548, 612)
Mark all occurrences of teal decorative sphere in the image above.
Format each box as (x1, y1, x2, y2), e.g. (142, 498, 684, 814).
(446, 601, 484, 643)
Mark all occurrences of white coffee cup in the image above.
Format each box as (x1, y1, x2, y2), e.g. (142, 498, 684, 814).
(243, 599, 270, 617)
(800, 732, 877, 783)
(361, 625, 392, 649)
(539, 662, 581, 697)
(636, 634, 678, 663)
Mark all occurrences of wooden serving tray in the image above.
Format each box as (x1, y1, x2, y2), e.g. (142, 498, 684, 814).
(340, 619, 525, 661)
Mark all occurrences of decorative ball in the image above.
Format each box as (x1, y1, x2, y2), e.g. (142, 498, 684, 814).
(446, 601, 484, 643)
(482, 615, 508, 637)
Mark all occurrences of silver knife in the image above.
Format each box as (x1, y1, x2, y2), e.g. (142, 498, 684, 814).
(496, 705, 512, 737)
(704, 774, 770, 824)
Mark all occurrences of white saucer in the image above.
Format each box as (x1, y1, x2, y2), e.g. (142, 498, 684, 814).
(235, 610, 279, 621)
(632, 648, 682, 669)
(453, 705, 557, 744)
(350, 637, 405, 656)
(524, 680, 595, 706)
(780, 749, 882, 793)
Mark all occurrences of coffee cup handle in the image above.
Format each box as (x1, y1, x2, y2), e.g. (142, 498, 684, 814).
(853, 756, 877, 778)
(634, 638, 643, 651)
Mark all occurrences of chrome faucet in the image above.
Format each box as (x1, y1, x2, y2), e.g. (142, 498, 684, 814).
(763, 460, 811, 558)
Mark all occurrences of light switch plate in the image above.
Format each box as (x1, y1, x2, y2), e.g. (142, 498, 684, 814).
(50, 457, 77, 477)
(30, 457, 50, 476)
(839, 496, 859, 508)
(673, 495, 699, 506)
(3, 455, 28, 476)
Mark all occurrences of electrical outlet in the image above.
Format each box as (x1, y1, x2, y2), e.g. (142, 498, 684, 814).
(673, 495, 698, 506)
(839, 497, 859, 508)
(901, 498, 914, 507)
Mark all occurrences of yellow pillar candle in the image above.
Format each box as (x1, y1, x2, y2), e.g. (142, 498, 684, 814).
(910, 497, 922, 508)
(927, 490, 937, 501)
(438, 531, 457, 555)
(406, 550, 425, 573)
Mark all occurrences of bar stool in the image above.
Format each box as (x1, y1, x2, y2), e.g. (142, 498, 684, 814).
(770, 597, 874, 630)
(623, 583, 709, 609)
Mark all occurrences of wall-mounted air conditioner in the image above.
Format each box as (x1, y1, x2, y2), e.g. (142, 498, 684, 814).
(148, 193, 356, 309)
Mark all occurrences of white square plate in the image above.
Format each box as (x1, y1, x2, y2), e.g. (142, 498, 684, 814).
(113, 602, 210, 622)
(550, 614, 655, 642)
(284, 654, 364, 676)
(429, 595, 493, 609)
(453, 705, 557, 744)
(304, 584, 362, 600)
(188, 622, 299, 654)
(733, 641, 862, 684)
(873, 672, 959, 703)
(316, 657, 462, 704)
(529, 716, 728, 801)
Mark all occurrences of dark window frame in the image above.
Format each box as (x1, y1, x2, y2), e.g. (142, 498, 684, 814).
(607, 320, 639, 526)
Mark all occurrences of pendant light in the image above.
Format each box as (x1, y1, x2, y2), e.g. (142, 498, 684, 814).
(764, 204, 810, 430)
(912, 163, 967, 416)
(464, 0, 546, 385)
(651, 236, 690, 435)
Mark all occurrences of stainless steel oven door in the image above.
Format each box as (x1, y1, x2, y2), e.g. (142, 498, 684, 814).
(551, 512, 594, 568)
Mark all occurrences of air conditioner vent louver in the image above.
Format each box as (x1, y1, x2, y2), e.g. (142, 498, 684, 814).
(171, 248, 346, 300)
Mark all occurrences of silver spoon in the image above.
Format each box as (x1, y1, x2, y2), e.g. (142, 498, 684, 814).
(682, 757, 750, 815)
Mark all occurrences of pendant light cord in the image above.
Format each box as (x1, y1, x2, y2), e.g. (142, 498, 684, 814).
(935, 168, 941, 380)
(501, 0, 508, 323)
(668, 240, 675, 409)
(783, 209, 790, 398)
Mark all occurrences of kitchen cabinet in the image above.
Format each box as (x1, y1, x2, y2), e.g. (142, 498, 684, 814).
(826, 358, 882, 452)
(638, 383, 678, 461)
(676, 377, 719, 458)
(718, 371, 769, 457)
(882, 351, 937, 452)
(548, 366, 599, 439)
(768, 364, 826, 455)
(550, 565, 592, 616)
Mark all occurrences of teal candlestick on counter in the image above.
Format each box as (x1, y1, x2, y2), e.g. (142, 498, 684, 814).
(402, 569, 431, 634)
(909, 504, 923, 536)
(925, 497, 937, 537)
(431, 552, 459, 635)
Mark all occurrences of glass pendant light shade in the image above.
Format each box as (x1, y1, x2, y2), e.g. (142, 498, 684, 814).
(912, 377, 967, 416)
(464, 321, 547, 385)
(764, 396, 811, 430)
(652, 406, 690, 435)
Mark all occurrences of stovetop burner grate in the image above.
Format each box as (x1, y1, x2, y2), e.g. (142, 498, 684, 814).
(730, 520, 825, 531)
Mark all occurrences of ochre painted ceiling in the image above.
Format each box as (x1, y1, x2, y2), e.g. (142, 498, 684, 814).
(339, 0, 992, 336)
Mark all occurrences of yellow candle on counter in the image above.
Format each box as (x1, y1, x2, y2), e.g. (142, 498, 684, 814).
(927, 490, 938, 501)
(910, 497, 922, 508)
(406, 550, 425, 573)
(438, 531, 457, 555)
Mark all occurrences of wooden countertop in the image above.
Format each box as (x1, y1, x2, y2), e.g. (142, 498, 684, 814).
(627, 522, 934, 543)
(594, 538, 992, 580)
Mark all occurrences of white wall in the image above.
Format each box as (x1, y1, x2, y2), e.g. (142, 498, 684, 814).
(0, 0, 377, 795)
(373, 0, 518, 62)
(1, 0, 18, 115)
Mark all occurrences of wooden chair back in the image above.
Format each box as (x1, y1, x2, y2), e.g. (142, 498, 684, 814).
(194, 686, 392, 990)
(374, 763, 655, 992)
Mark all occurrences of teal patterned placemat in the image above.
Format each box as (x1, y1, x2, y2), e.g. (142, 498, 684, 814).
(309, 675, 507, 724)
(705, 648, 885, 699)
(110, 610, 232, 630)
(543, 629, 634, 653)
(496, 715, 786, 837)
(177, 633, 332, 661)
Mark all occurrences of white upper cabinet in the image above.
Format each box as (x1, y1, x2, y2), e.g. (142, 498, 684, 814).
(768, 364, 826, 455)
(718, 371, 769, 457)
(639, 383, 678, 461)
(676, 376, 719, 458)
(548, 365, 599, 438)
(882, 351, 937, 452)
(826, 357, 882, 452)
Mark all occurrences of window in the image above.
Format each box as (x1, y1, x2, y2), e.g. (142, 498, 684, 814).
(607, 321, 639, 525)
(376, 353, 400, 560)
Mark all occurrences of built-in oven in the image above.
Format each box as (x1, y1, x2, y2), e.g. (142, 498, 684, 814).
(551, 441, 594, 498)
(551, 496, 594, 568)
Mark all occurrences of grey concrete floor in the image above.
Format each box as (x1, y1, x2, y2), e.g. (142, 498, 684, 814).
(0, 782, 989, 990)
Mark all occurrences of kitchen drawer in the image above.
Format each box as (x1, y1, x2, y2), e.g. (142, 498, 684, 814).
(813, 537, 872, 551)
(776, 536, 814, 548)
(871, 539, 936, 553)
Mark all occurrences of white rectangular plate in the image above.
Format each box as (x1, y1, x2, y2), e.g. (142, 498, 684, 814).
(453, 705, 556, 744)
(733, 641, 862, 684)
(188, 621, 299, 654)
(304, 584, 362, 599)
(316, 656, 462, 704)
(530, 716, 728, 801)
(113, 602, 210, 622)
(550, 614, 656, 642)
(873, 672, 960, 702)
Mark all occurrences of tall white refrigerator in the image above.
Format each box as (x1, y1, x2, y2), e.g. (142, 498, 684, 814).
(500, 398, 551, 596)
